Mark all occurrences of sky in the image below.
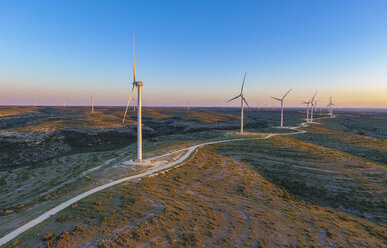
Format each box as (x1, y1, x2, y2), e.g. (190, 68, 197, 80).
(0, 0, 386, 108)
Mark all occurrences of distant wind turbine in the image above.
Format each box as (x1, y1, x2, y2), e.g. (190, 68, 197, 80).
(271, 89, 292, 128)
(0, 96, 3, 106)
(302, 92, 317, 122)
(301, 100, 311, 122)
(227, 72, 250, 134)
(309, 92, 318, 123)
(91, 95, 95, 113)
(123, 36, 144, 162)
(327, 96, 336, 118)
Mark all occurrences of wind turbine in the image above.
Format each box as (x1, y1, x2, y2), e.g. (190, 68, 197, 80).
(309, 92, 318, 123)
(227, 72, 250, 134)
(301, 100, 310, 122)
(271, 89, 292, 128)
(327, 96, 336, 118)
(302, 92, 317, 122)
(91, 95, 95, 113)
(0, 96, 3, 106)
(123, 36, 144, 162)
(132, 95, 136, 111)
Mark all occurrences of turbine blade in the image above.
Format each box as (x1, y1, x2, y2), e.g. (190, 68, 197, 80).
(240, 72, 247, 94)
(271, 96, 281, 101)
(282, 88, 292, 100)
(242, 96, 250, 108)
(310, 91, 317, 101)
(123, 85, 136, 123)
(133, 35, 136, 83)
(226, 95, 241, 103)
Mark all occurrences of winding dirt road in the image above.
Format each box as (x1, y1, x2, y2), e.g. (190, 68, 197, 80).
(0, 118, 320, 246)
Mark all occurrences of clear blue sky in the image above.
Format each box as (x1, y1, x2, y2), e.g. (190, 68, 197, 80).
(1, 0, 386, 107)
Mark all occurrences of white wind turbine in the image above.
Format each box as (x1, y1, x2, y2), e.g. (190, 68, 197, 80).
(327, 96, 336, 118)
(309, 92, 318, 123)
(123, 36, 144, 162)
(91, 95, 95, 113)
(271, 89, 292, 128)
(301, 92, 317, 122)
(227, 72, 250, 134)
(301, 100, 310, 122)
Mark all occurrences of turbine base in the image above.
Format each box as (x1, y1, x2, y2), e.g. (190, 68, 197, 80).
(123, 159, 150, 166)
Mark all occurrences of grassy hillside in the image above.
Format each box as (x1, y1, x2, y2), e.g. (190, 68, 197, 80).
(0, 106, 386, 247)
(15, 147, 386, 247)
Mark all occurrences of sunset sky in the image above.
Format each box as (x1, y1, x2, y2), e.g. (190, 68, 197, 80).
(1, 0, 386, 108)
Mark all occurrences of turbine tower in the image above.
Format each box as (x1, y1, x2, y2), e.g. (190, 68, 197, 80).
(302, 92, 317, 122)
(271, 89, 292, 128)
(123, 36, 144, 162)
(301, 100, 310, 121)
(227, 72, 250, 134)
(91, 95, 95, 113)
(309, 92, 318, 123)
(0, 96, 3, 106)
(327, 96, 336, 117)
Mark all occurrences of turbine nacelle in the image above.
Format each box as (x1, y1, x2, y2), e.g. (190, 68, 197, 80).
(134, 81, 143, 86)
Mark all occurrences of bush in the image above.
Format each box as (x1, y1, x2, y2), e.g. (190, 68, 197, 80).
(60, 231, 70, 241)
(181, 232, 198, 246)
(11, 239, 19, 247)
(43, 232, 55, 241)
(75, 225, 86, 232)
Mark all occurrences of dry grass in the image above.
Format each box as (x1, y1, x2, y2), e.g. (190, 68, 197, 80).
(0, 106, 38, 117)
(24, 147, 386, 247)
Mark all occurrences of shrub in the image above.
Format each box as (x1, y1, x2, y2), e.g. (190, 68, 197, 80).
(75, 225, 86, 232)
(11, 239, 19, 247)
(181, 232, 198, 246)
(43, 232, 55, 241)
(60, 231, 70, 241)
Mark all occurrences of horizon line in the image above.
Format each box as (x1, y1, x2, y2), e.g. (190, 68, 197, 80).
(1, 104, 387, 110)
